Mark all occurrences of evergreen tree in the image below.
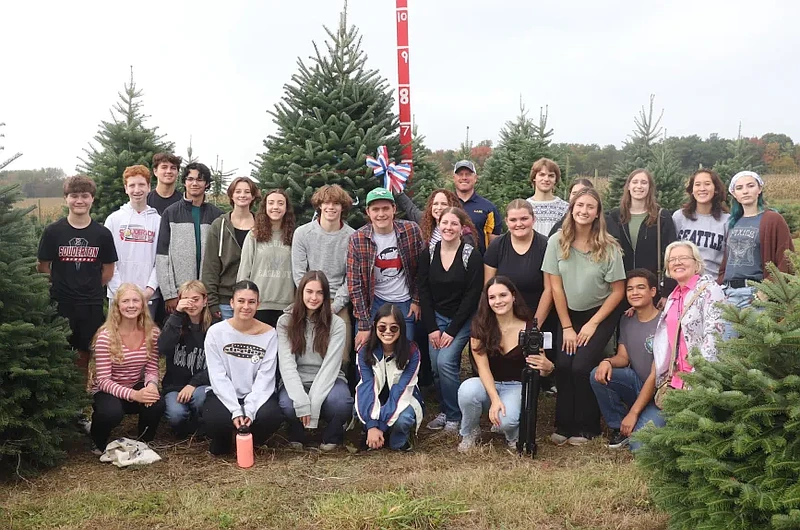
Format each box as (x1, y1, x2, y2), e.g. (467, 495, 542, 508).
(636, 256, 800, 530)
(606, 95, 663, 208)
(479, 102, 552, 212)
(210, 156, 236, 208)
(406, 126, 445, 209)
(78, 69, 174, 223)
(650, 135, 686, 211)
(251, 7, 400, 227)
(0, 185, 87, 476)
(713, 123, 763, 186)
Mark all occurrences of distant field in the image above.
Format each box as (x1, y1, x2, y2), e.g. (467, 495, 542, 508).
(17, 197, 64, 223)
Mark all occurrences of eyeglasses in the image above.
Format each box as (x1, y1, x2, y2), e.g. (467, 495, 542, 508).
(185, 177, 206, 183)
(667, 256, 695, 264)
(376, 324, 400, 334)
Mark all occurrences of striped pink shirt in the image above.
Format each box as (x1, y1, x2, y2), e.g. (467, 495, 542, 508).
(92, 328, 161, 401)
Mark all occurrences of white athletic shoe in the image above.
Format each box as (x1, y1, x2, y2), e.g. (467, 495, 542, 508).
(426, 413, 447, 430)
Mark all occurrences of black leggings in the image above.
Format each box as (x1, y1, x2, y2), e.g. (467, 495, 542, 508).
(203, 391, 283, 455)
(555, 304, 621, 437)
(91, 385, 165, 451)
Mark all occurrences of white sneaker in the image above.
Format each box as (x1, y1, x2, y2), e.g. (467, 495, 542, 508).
(550, 432, 569, 446)
(288, 441, 304, 450)
(319, 443, 339, 452)
(426, 413, 447, 430)
(443, 421, 460, 434)
(458, 430, 480, 453)
(567, 435, 590, 446)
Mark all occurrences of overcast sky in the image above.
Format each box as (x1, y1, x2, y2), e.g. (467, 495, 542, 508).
(1, 0, 798, 176)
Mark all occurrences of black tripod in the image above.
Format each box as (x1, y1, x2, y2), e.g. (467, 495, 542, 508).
(517, 320, 542, 457)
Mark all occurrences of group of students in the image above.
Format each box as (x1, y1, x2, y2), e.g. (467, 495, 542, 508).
(34, 150, 793, 456)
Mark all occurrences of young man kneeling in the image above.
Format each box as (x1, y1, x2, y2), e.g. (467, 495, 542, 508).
(590, 269, 664, 450)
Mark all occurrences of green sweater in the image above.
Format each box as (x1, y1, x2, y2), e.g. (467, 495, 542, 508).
(201, 213, 244, 315)
(237, 230, 295, 311)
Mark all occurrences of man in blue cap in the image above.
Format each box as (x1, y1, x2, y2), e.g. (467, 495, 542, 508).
(452, 160, 502, 253)
(347, 187, 425, 352)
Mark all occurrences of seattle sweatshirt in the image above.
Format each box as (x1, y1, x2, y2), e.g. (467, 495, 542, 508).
(104, 202, 161, 298)
(291, 220, 354, 313)
(205, 320, 279, 420)
(276, 310, 347, 427)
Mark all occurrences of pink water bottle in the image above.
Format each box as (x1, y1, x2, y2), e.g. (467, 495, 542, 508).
(236, 426, 254, 468)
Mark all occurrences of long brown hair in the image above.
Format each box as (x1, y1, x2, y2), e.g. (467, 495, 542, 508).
(471, 276, 533, 357)
(420, 189, 477, 243)
(560, 188, 621, 263)
(619, 169, 660, 225)
(681, 169, 729, 221)
(178, 280, 213, 332)
(288, 271, 332, 358)
(253, 189, 295, 245)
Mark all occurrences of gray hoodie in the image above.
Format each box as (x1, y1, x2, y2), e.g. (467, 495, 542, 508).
(276, 309, 346, 428)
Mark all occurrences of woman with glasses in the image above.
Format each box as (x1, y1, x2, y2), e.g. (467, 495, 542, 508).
(354, 304, 423, 451)
(653, 241, 725, 399)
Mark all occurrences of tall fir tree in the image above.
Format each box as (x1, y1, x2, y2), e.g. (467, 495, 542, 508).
(210, 156, 236, 208)
(77, 69, 174, 223)
(405, 126, 445, 209)
(251, 7, 400, 227)
(713, 123, 763, 186)
(636, 256, 800, 530)
(0, 184, 87, 476)
(650, 134, 686, 210)
(479, 102, 552, 212)
(605, 95, 663, 209)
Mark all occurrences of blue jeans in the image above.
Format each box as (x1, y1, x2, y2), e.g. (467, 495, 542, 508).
(429, 313, 470, 422)
(722, 286, 756, 341)
(278, 380, 354, 445)
(458, 377, 522, 442)
(369, 296, 415, 343)
(219, 304, 233, 320)
(361, 407, 417, 450)
(589, 366, 664, 450)
(164, 385, 210, 434)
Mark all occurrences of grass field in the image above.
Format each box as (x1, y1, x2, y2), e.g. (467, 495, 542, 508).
(0, 398, 667, 530)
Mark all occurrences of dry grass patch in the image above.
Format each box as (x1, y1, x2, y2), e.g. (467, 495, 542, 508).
(1, 403, 667, 530)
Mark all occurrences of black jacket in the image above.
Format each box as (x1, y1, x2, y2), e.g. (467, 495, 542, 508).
(607, 208, 677, 296)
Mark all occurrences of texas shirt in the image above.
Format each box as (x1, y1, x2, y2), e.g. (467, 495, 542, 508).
(37, 217, 118, 305)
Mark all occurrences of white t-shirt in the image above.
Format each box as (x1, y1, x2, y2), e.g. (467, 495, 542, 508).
(526, 196, 569, 236)
(372, 230, 409, 303)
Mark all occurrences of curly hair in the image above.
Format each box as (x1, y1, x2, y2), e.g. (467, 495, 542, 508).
(560, 188, 621, 263)
(471, 276, 533, 357)
(420, 188, 477, 243)
(253, 189, 295, 245)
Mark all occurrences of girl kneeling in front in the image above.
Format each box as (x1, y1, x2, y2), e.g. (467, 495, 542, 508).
(355, 304, 424, 451)
(277, 271, 353, 451)
(458, 276, 553, 451)
(203, 280, 283, 455)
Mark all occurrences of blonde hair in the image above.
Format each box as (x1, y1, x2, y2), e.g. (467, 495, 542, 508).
(664, 241, 705, 278)
(92, 283, 156, 364)
(178, 280, 213, 332)
(560, 188, 621, 263)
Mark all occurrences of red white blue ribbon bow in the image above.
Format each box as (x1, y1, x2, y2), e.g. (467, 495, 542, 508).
(366, 145, 411, 193)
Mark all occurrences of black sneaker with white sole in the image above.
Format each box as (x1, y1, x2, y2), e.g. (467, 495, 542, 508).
(607, 430, 630, 449)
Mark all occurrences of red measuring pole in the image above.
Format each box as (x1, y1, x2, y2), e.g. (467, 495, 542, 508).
(396, 0, 413, 172)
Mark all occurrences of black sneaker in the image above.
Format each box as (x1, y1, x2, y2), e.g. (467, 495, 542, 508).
(607, 430, 630, 449)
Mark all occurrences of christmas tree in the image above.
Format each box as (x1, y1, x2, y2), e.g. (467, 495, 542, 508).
(606, 95, 683, 210)
(78, 68, 174, 223)
(479, 102, 553, 212)
(251, 7, 401, 227)
(713, 123, 763, 186)
(405, 126, 445, 209)
(0, 184, 87, 476)
(635, 256, 800, 530)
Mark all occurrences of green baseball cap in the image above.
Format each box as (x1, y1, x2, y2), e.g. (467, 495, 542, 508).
(365, 187, 395, 206)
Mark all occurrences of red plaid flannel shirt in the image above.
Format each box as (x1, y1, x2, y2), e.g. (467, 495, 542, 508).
(346, 220, 424, 331)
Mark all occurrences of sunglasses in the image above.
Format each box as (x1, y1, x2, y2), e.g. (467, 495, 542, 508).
(376, 324, 400, 334)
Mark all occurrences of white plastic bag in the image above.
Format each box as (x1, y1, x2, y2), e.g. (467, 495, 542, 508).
(99, 437, 162, 467)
